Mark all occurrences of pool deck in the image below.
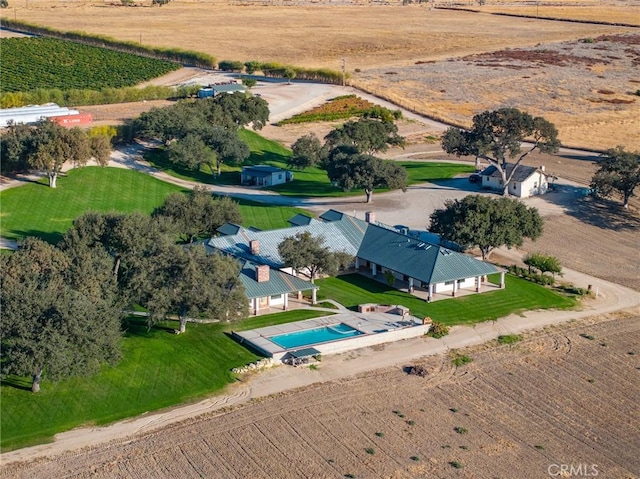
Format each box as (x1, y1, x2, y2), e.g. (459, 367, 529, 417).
(232, 311, 431, 362)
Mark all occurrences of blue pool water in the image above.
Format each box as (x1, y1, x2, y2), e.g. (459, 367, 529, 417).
(270, 323, 363, 349)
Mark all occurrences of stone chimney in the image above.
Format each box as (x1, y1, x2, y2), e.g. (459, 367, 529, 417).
(250, 239, 260, 255)
(365, 211, 376, 223)
(256, 264, 270, 283)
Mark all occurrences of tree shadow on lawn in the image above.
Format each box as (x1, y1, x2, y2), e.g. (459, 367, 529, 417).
(8, 229, 64, 245)
(122, 317, 179, 338)
(1, 376, 32, 392)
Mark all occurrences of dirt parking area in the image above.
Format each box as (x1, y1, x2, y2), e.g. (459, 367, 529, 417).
(4, 314, 638, 478)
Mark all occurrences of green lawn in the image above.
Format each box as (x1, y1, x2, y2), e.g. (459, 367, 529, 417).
(0, 317, 260, 451)
(0, 167, 310, 243)
(316, 274, 576, 326)
(146, 129, 474, 198)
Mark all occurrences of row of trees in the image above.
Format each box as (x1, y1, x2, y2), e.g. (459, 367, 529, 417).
(289, 117, 407, 202)
(134, 92, 269, 176)
(1, 121, 112, 187)
(1, 189, 248, 392)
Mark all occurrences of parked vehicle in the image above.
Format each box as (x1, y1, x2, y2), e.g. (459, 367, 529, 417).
(468, 173, 481, 183)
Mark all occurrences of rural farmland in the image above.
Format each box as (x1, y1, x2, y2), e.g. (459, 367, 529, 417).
(3, 314, 638, 478)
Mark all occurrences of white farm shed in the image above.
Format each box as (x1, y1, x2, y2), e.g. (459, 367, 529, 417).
(0, 104, 79, 128)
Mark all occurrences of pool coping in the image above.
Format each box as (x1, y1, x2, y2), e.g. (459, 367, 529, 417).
(231, 311, 431, 362)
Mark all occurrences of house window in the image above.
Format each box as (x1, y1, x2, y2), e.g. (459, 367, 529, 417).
(511, 182, 516, 190)
(534, 182, 538, 188)
(270, 295, 281, 300)
(278, 174, 282, 180)
(457, 279, 464, 285)
(445, 280, 454, 286)
(403, 275, 409, 281)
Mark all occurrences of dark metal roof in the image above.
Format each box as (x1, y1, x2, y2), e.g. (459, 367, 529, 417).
(357, 224, 499, 284)
(319, 209, 345, 222)
(239, 261, 317, 299)
(217, 223, 244, 236)
(288, 213, 313, 226)
(241, 165, 286, 177)
(480, 163, 541, 182)
(289, 347, 321, 358)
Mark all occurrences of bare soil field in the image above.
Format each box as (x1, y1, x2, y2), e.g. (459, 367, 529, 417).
(4, 314, 638, 478)
(3, 1, 638, 151)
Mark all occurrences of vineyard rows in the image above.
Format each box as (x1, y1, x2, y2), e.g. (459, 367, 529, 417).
(1, 38, 180, 93)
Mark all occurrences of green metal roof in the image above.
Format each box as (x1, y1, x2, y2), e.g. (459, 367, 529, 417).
(357, 224, 499, 284)
(239, 261, 317, 299)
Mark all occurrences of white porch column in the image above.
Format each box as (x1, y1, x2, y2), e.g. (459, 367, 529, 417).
(452, 280, 457, 297)
(408, 277, 414, 293)
(283, 293, 288, 311)
(476, 276, 481, 293)
(253, 298, 259, 315)
(297, 290, 303, 300)
(372, 263, 377, 276)
(311, 288, 317, 305)
(428, 284, 433, 302)
(500, 271, 505, 289)
(355, 257, 360, 269)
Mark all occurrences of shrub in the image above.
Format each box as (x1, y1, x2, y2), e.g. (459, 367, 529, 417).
(454, 426, 468, 435)
(580, 333, 595, 341)
(535, 444, 546, 450)
(451, 353, 472, 367)
(375, 432, 384, 437)
(365, 447, 375, 455)
(427, 321, 449, 338)
(449, 461, 463, 469)
(218, 60, 245, 72)
(410, 456, 420, 461)
(497, 334, 522, 345)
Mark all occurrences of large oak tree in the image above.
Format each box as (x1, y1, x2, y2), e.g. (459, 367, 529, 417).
(1, 238, 122, 392)
(278, 232, 352, 282)
(429, 195, 543, 260)
(590, 146, 640, 209)
(442, 108, 560, 196)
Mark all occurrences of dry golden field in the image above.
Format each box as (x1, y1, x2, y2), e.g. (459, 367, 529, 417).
(3, 1, 639, 150)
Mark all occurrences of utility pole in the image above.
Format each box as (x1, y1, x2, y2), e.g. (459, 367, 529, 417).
(341, 58, 346, 88)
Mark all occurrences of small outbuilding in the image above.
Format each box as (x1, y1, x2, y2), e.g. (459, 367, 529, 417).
(479, 163, 549, 198)
(198, 83, 246, 98)
(241, 165, 293, 187)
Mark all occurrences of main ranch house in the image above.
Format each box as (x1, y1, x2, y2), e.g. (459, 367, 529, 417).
(207, 210, 503, 314)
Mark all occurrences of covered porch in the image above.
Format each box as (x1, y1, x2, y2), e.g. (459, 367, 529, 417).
(353, 261, 504, 302)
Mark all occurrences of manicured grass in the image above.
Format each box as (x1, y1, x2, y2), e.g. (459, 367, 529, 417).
(0, 317, 260, 452)
(316, 273, 576, 326)
(0, 167, 186, 244)
(0, 167, 310, 243)
(234, 197, 312, 231)
(234, 309, 333, 331)
(146, 129, 474, 198)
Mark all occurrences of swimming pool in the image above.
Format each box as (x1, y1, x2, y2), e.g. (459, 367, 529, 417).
(269, 323, 363, 349)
